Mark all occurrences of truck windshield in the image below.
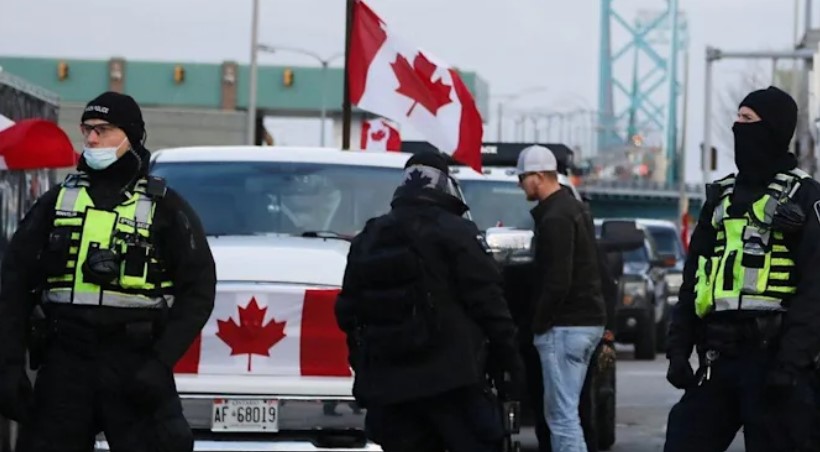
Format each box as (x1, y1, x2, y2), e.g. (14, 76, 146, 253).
(151, 161, 404, 237)
(458, 180, 535, 230)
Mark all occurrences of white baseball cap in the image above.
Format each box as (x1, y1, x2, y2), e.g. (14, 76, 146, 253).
(516, 145, 557, 174)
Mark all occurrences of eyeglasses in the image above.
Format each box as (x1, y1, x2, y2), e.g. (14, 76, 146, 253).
(80, 123, 118, 137)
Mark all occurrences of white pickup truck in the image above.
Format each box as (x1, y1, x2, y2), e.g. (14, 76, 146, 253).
(94, 146, 433, 451)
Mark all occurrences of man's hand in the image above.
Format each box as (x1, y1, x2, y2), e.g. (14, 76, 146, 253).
(0, 365, 33, 423)
(666, 355, 696, 390)
(489, 351, 526, 402)
(763, 365, 799, 405)
(128, 357, 173, 413)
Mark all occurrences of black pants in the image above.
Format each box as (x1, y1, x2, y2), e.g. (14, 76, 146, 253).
(523, 342, 599, 452)
(664, 345, 819, 452)
(364, 386, 505, 452)
(16, 332, 192, 452)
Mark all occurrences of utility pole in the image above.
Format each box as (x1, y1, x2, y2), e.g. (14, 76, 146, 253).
(246, 0, 260, 145)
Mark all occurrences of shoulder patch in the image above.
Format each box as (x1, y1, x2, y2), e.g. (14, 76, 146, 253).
(476, 234, 493, 255)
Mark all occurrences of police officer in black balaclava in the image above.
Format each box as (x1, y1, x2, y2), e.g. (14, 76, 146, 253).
(664, 86, 820, 451)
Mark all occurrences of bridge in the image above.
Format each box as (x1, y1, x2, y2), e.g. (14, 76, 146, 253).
(578, 180, 702, 221)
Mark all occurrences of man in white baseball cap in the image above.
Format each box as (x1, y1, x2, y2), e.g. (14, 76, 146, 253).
(517, 144, 606, 452)
(516, 145, 558, 201)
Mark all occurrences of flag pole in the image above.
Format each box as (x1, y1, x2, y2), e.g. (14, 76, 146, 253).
(341, 0, 355, 150)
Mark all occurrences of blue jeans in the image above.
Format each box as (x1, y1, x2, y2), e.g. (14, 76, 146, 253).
(534, 326, 604, 452)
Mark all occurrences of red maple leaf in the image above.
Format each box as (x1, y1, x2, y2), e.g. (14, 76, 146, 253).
(371, 129, 386, 141)
(216, 297, 287, 371)
(391, 53, 453, 117)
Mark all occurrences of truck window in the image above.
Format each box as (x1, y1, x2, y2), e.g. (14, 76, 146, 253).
(151, 161, 403, 237)
(646, 226, 682, 259)
(458, 180, 535, 230)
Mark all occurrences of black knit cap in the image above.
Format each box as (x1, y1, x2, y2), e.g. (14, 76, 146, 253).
(404, 151, 450, 176)
(739, 86, 798, 150)
(80, 91, 145, 147)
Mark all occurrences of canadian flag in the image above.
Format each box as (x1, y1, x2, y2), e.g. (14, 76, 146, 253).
(174, 286, 351, 377)
(360, 117, 401, 151)
(348, 0, 483, 171)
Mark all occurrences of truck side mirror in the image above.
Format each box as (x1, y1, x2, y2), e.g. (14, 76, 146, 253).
(600, 220, 644, 253)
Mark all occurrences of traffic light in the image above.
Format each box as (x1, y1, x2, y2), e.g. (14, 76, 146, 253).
(283, 68, 294, 87)
(57, 61, 69, 81)
(173, 65, 185, 84)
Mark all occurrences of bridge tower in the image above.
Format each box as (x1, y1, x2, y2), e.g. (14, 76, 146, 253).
(597, 0, 689, 183)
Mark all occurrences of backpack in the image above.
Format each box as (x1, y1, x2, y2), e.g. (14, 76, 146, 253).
(349, 211, 442, 362)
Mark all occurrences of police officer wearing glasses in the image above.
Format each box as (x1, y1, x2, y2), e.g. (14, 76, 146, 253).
(665, 86, 820, 451)
(0, 92, 216, 451)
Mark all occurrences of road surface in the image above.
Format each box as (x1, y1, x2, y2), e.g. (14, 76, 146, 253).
(514, 349, 745, 451)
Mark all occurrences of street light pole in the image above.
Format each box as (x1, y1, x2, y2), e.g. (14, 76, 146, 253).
(495, 86, 549, 141)
(320, 61, 328, 147)
(246, 0, 260, 145)
(257, 45, 344, 147)
(496, 102, 504, 142)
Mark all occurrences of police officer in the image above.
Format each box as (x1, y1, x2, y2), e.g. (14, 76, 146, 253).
(335, 151, 526, 452)
(0, 92, 216, 451)
(665, 86, 820, 451)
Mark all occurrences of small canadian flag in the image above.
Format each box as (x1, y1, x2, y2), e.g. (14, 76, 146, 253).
(348, 0, 483, 171)
(360, 117, 401, 151)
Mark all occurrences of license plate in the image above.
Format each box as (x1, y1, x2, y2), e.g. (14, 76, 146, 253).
(211, 398, 279, 432)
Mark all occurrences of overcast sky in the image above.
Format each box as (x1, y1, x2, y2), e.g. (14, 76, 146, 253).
(0, 0, 808, 183)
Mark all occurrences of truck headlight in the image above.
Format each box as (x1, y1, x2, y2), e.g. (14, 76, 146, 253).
(665, 272, 683, 294)
(622, 280, 647, 306)
(485, 227, 534, 264)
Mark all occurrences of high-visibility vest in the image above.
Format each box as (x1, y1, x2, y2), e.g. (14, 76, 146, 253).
(694, 169, 810, 318)
(42, 173, 174, 309)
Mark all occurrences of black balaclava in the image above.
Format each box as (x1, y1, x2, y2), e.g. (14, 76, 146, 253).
(733, 86, 798, 187)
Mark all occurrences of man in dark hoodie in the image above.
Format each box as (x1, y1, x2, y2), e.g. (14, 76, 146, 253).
(665, 86, 820, 451)
(0, 92, 216, 451)
(335, 151, 525, 452)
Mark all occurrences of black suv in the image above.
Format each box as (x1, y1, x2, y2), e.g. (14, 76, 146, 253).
(596, 219, 677, 360)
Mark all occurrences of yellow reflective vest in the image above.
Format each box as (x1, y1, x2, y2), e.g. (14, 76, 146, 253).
(42, 173, 174, 309)
(694, 169, 810, 318)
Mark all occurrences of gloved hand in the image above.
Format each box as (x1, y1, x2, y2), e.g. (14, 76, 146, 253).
(0, 365, 34, 423)
(491, 352, 527, 403)
(763, 365, 799, 405)
(129, 357, 173, 413)
(666, 355, 696, 390)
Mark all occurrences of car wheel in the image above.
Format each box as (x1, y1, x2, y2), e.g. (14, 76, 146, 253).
(634, 311, 657, 360)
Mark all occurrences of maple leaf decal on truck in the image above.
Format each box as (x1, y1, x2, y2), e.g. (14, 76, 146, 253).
(216, 297, 287, 371)
(391, 53, 453, 116)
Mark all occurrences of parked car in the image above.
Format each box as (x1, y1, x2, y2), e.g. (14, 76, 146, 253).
(595, 219, 677, 360)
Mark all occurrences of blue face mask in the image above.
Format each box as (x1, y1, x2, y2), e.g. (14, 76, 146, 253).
(82, 139, 126, 170)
